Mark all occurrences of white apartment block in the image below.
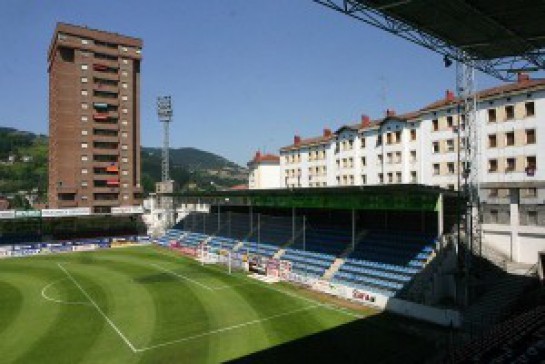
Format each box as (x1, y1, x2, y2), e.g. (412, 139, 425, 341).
(247, 152, 281, 189)
(272, 74, 545, 264)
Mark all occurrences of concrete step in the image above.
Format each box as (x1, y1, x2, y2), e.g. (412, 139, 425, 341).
(322, 258, 345, 281)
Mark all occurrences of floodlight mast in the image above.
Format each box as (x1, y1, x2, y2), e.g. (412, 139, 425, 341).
(157, 96, 173, 227)
(157, 96, 173, 182)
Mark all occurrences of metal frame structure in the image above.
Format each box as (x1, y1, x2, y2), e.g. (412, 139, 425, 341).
(312, 0, 545, 81)
(157, 96, 173, 182)
(157, 96, 174, 227)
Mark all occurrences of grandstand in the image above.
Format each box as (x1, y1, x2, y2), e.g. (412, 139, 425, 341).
(155, 185, 459, 323)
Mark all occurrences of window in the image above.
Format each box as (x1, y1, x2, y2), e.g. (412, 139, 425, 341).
(81, 142, 88, 149)
(57, 33, 67, 41)
(447, 116, 453, 128)
(123, 195, 129, 201)
(121, 144, 128, 150)
(378, 173, 384, 184)
(122, 59, 128, 64)
(488, 109, 497, 122)
(433, 142, 439, 153)
(81, 181, 88, 187)
(525, 101, 535, 117)
(410, 150, 416, 163)
(121, 132, 128, 138)
(505, 105, 515, 120)
(349, 175, 354, 185)
(81, 155, 88, 161)
(81, 168, 88, 174)
(411, 171, 417, 183)
(376, 135, 382, 146)
(446, 162, 454, 174)
(446, 139, 454, 152)
(122, 83, 128, 89)
(448, 184, 455, 190)
(361, 157, 366, 166)
(122, 170, 128, 176)
(395, 152, 401, 163)
(523, 188, 537, 198)
(81, 77, 88, 83)
(362, 175, 367, 184)
(377, 154, 383, 165)
(81, 90, 88, 96)
(121, 71, 128, 77)
(121, 120, 128, 126)
(81, 39, 90, 45)
(490, 210, 499, 224)
(81, 51, 91, 57)
(361, 138, 366, 148)
(489, 189, 498, 197)
(432, 119, 439, 131)
(121, 47, 128, 52)
(387, 173, 393, 183)
(387, 153, 393, 164)
(122, 95, 128, 101)
(488, 159, 498, 172)
(410, 129, 416, 141)
(395, 131, 401, 143)
(433, 163, 440, 175)
(81, 116, 88, 122)
(396, 172, 402, 183)
(81, 130, 88, 135)
(488, 134, 497, 148)
(386, 133, 393, 144)
(527, 211, 538, 226)
(81, 195, 88, 201)
(527, 156, 536, 170)
(505, 132, 515, 146)
(506, 158, 516, 172)
(526, 129, 536, 144)
(81, 64, 88, 70)
(122, 108, 128, 114)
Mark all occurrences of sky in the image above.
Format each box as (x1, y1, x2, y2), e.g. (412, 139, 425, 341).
(0, 0, 506, 166)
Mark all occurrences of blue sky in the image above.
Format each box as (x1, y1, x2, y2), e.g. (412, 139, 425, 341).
(0, 0, 504, 165)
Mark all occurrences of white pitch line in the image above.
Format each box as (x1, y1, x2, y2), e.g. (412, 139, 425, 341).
(135, 304, 319, 352)
(212, 282, 253, 290)
(57, 263, 138, 353)
(152, 247, 363, 319)
(41, 278, 91, 306)
(150, 263, 214, 291)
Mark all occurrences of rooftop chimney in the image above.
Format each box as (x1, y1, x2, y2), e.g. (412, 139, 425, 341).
(445, 89, 455, 102)
(323, 128, 332, 137)
(294, 135, 301, 145)
(361, 114, 371, 128)
(517, 72, 530, 83)
(255, 150, 261, 160)
(386, 109, 396, 118)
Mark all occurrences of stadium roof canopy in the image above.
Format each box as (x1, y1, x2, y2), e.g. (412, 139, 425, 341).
(313, 0, 545, 81)
(165, 185, 457, 212)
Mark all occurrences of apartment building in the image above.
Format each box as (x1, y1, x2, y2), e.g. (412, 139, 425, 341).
(270, 74, 545, 263)
(248, 151, 281, 189)
(48, 23, 143, 213)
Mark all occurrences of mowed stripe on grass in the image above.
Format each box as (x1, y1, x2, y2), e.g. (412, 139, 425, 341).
(0, 246, 360, 363)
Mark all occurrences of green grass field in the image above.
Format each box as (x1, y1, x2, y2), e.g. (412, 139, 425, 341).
(0, 246, 439, 363)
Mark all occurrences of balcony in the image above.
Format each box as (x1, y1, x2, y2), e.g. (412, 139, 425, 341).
(93, 199, 119, 207)
(94, 96, 119, 106)
(94, 161, 119, 168)
(58, 200, 78, 208)
(92, 58, 118, 68)
(93, 83, 118, 93)
(93, 187, 120, 194)
(93, 122, 118, 130)
(56, 186, 77, 194)
(93, 148, 119, 155)
(92, 70, 119, 81)
(93, 134, 119, 143)
(94, 174, 118, 181)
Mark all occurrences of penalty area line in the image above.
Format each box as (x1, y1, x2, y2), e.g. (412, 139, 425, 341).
(135, 304, 320, 352)
(150, 263, 214, 291)
(57, 263, 138, 353)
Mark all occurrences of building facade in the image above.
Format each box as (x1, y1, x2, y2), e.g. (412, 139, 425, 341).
(270, 75, 545, 264)
(48, 23, 143, 213)
(247, 151, 281, 189)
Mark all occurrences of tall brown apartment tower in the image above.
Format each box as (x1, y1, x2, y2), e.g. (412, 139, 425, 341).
(48, 23, 143, 213)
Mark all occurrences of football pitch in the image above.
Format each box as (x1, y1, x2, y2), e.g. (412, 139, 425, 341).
(0, 246, 439, 363)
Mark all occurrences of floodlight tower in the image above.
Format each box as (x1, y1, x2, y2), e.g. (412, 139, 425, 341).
(157, 96, 173, 182)
(157, 96, 174, 228)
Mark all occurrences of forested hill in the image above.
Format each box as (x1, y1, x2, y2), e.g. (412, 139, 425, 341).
(0, 127, 248, 197)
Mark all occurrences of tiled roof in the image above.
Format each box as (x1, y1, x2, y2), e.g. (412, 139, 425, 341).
(421, 78, 545, 112)
(248, 153, 280, 164)
(280, 135, 333, 151)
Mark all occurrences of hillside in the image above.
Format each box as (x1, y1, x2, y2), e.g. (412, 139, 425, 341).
(0, 127, 248, 197)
